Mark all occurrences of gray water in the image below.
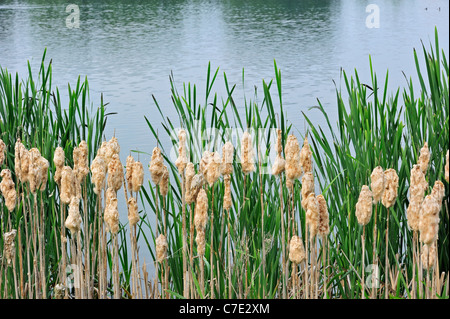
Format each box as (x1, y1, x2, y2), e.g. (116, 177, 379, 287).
(1, 0, 449, 277)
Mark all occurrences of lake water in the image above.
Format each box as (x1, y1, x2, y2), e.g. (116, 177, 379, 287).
(1, 0, 448, 275)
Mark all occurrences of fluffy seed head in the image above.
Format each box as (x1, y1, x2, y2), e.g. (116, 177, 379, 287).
(65, 197, 82, 234)
(3, 229, 17, 266)
(104, 197, 119, 234)
(300, 136, 313, 173)
(276, 129, 283, 155)
(19, 144, 30, 184)
(223, 174, 232, 211)
(185, 163, 196, 204)
(105, 137, 120, 164)
(127, 197, 140, 227)
(53, 146, 65, 169)
(431, 180, 445, 207)
(107, 154, 123, 192)
(160, 165, 169, 197)
(131, 161, 144, 193)
(74, 141, 89, 182)
(194, 188, 208, 232)
(241, 131, 255, 174)
(305, 193, 320, 239)
(370, 166, 385, 204)
(289, 235, 305, 264)
(0, 138, 6, 165)
(190, 173, 204, 203)
(156, 234, 168, 262)
(285, 134, 302, 181)
(221, 141, 234, 176)
(406, 165, 428, 231)
(90, 156, 107, 194)
(175, 129, 188, 174)
(355, 185, 373, 226)
(272, 154, 285, 176)
(0, 169, 16, 212)
(149, 147, 165, 185)
(61, 166, 75, 204)
(196, 229, 206, 256)
(105, 187, 116, 209)
(419, 195, 440, 245)
(126, 155, 135, 192)
(205, 152, 222, 186)
(317, 194, 330, 236)
(381, 169, 399, 208)
(418, 142, 430, 174)
(421, 243, 436, 270)
(301, 172, 315, 210)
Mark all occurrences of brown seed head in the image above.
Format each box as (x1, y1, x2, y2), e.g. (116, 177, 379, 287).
(418, 142, 430, 174)
(241, 131, 255, 174)
(61, 166, 75, 204)
(0, 169, 16, 212)
(421, 242, 436, 270)
(300, 136, 313, 173)
(126, 155, 135, 192)
(431, 180, 445, 207)
(160, 165, 169, 197)
(305, 193, 320, 239)
(65, 197, 82, 234)
(221, 141, 234, 176)
(185, 162, 196, 204)
(419, 195, 440, 245)
(289, 235, 305, 264)
(355, 185, 373, 226)
(175, 129, 188, 174)
(223, 174, 232, 211)
(156, 234, 168, 262)
(0, 138, 6, 166)
(317, 194, 330, 236)
(370, 166, 385, 204)
(107, 154, 123, 192)
(272, 154, 285, 176)
(149, 147, 165, 185)
(104, 197, 119, 234)
(285, 134, 302, 181)
(194, 188, 208, 232)
(301, 172, 315, 210)
(196, 229, 206, 256)
(3, 229, 17, 266)
(381, 169, 399, 208)
(127, 197, 140, 227)
(131, 161, 144, 193)
(91, 156, 107, 195)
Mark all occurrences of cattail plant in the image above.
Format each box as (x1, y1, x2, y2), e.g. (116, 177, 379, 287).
(317, 194, 329, 298)
(305, 192, 319, 298)
(194, 188, 208, 297)
(2, 229, 18, 298)
(370, 166, 384, 298)
(355, 185, 373, 299)
(1, 169, 17, 213)
(288, 235, 305, 298)
(418, 142, 430, 175)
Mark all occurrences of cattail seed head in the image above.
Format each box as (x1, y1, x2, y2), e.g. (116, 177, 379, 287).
(97, 141, 108, 162)
(381, 168, 399, 208)
(156, 234, 168, 262)
(149, 147, 165, 185)
(289, 235, 305, 264)
(418, 142, 430, 174)
(317, 194, 330, 236)
(221, 141, 234, 176)
(175, 129, 188, 174)
(272, 154, 285, 176)
(61, 166, 75, 204)
(190, 173, 204, 203)
(91, 156, 107, 195)
(185, 163, 196, 204)
(65, 197, 82, 234)
(406, 165, 428, 231)
(74, 141, 89, 182)
(107, 154, 123, 192)
(431, 180, 445, 207)
(419, 195, 440, 245)
(19, 144, 30, 184)
(0, 169, 16, 212)
(285, 134, 302, 182)
(105, 137, 120, 164)
(305, 193, 320, 239)
(421, 243, 436, 270)
(131, 161, 144, 193)
(194, 188, 208, 232)
(300, 136, 313, 173)
(160, 165, 169, 197)
(104, 197, 119, 234)
(0, 138, 6, 165)
(241, 131, 255, 174)
(301, 172, 315, 210)
(205, 151, 221, 187)
(126, 155, 135, 192)
(3, 229, 17, 266)
(196, 229, 206, 256)
(105, 187, 116, 209)
(53, 146, 65, 187)
(355, 185, 373, 226)
(127, 197, 140, 227)
(370, 166, 385, 204)
(37, 156, 49, 191)
(223, 174, 232, 211)
(276, 129, 283, 155)
(445, 150, 449, 183)
(28, 148, 42, 194)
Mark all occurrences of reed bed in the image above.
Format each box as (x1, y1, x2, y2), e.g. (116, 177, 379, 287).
(0, 31, 449, 299)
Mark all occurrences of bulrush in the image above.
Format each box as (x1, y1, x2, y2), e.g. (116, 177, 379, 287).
(194, 189, 208, 232)
(271, 129, 285, 177)
(65, 197, 82, 235)
(381, 169, 399, 208)
(419, 195, 440, 245)
(105, 187, 116, 209)
(3, 229, 17, 266)
(61, 166, 75, 204)
(418, 142, 430, 174)
(241, 131, 255, 174)
(285, 134, 301, 187)
(91, 156, 107, 195)
(175, 129, 188, 174)
(104, 197, 120, 234)
(1, 169, 17, 212)
(445, 150, 449, 183)
(131, 161, 144, 193)
(370, 166, 385, 204)
(431, 180, 445, 207)
(28, 148, 49, 194)
(74, 140, 89, 182)
(53, 146, 65, 187)
(190, 174, 205, 201)
(288, 235, 305, 265)
(19, 143, 31, 184)
(104, 137, 120, 164)
(127, 197, 140, 227)
(355, 185, 373, 226)
(0, 138, 6, 165)
(317, 195, 330, 236)
(156, 234, 168, 263)
(299, 136, 313, 173)
(160, 165, 169, 197)
(199, 151, 211, 176)
(126, 155, 135, 192)
(421, 243, 436, 270)
(221, 141, 234, 176)
(305, 193, 320, 239)
(185, 163, 196, 204)
(223, 175, 232, 211)
(301, 172, 315, 210)
(107, 154, 123, 192)
(196, 230, 206, 257)
(149, 147, 165, 185)
(406, 165, 427, 231)
(205, 151, 221, 187)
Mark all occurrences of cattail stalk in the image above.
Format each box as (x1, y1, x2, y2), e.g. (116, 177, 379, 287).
(370, 166, 384, 298)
